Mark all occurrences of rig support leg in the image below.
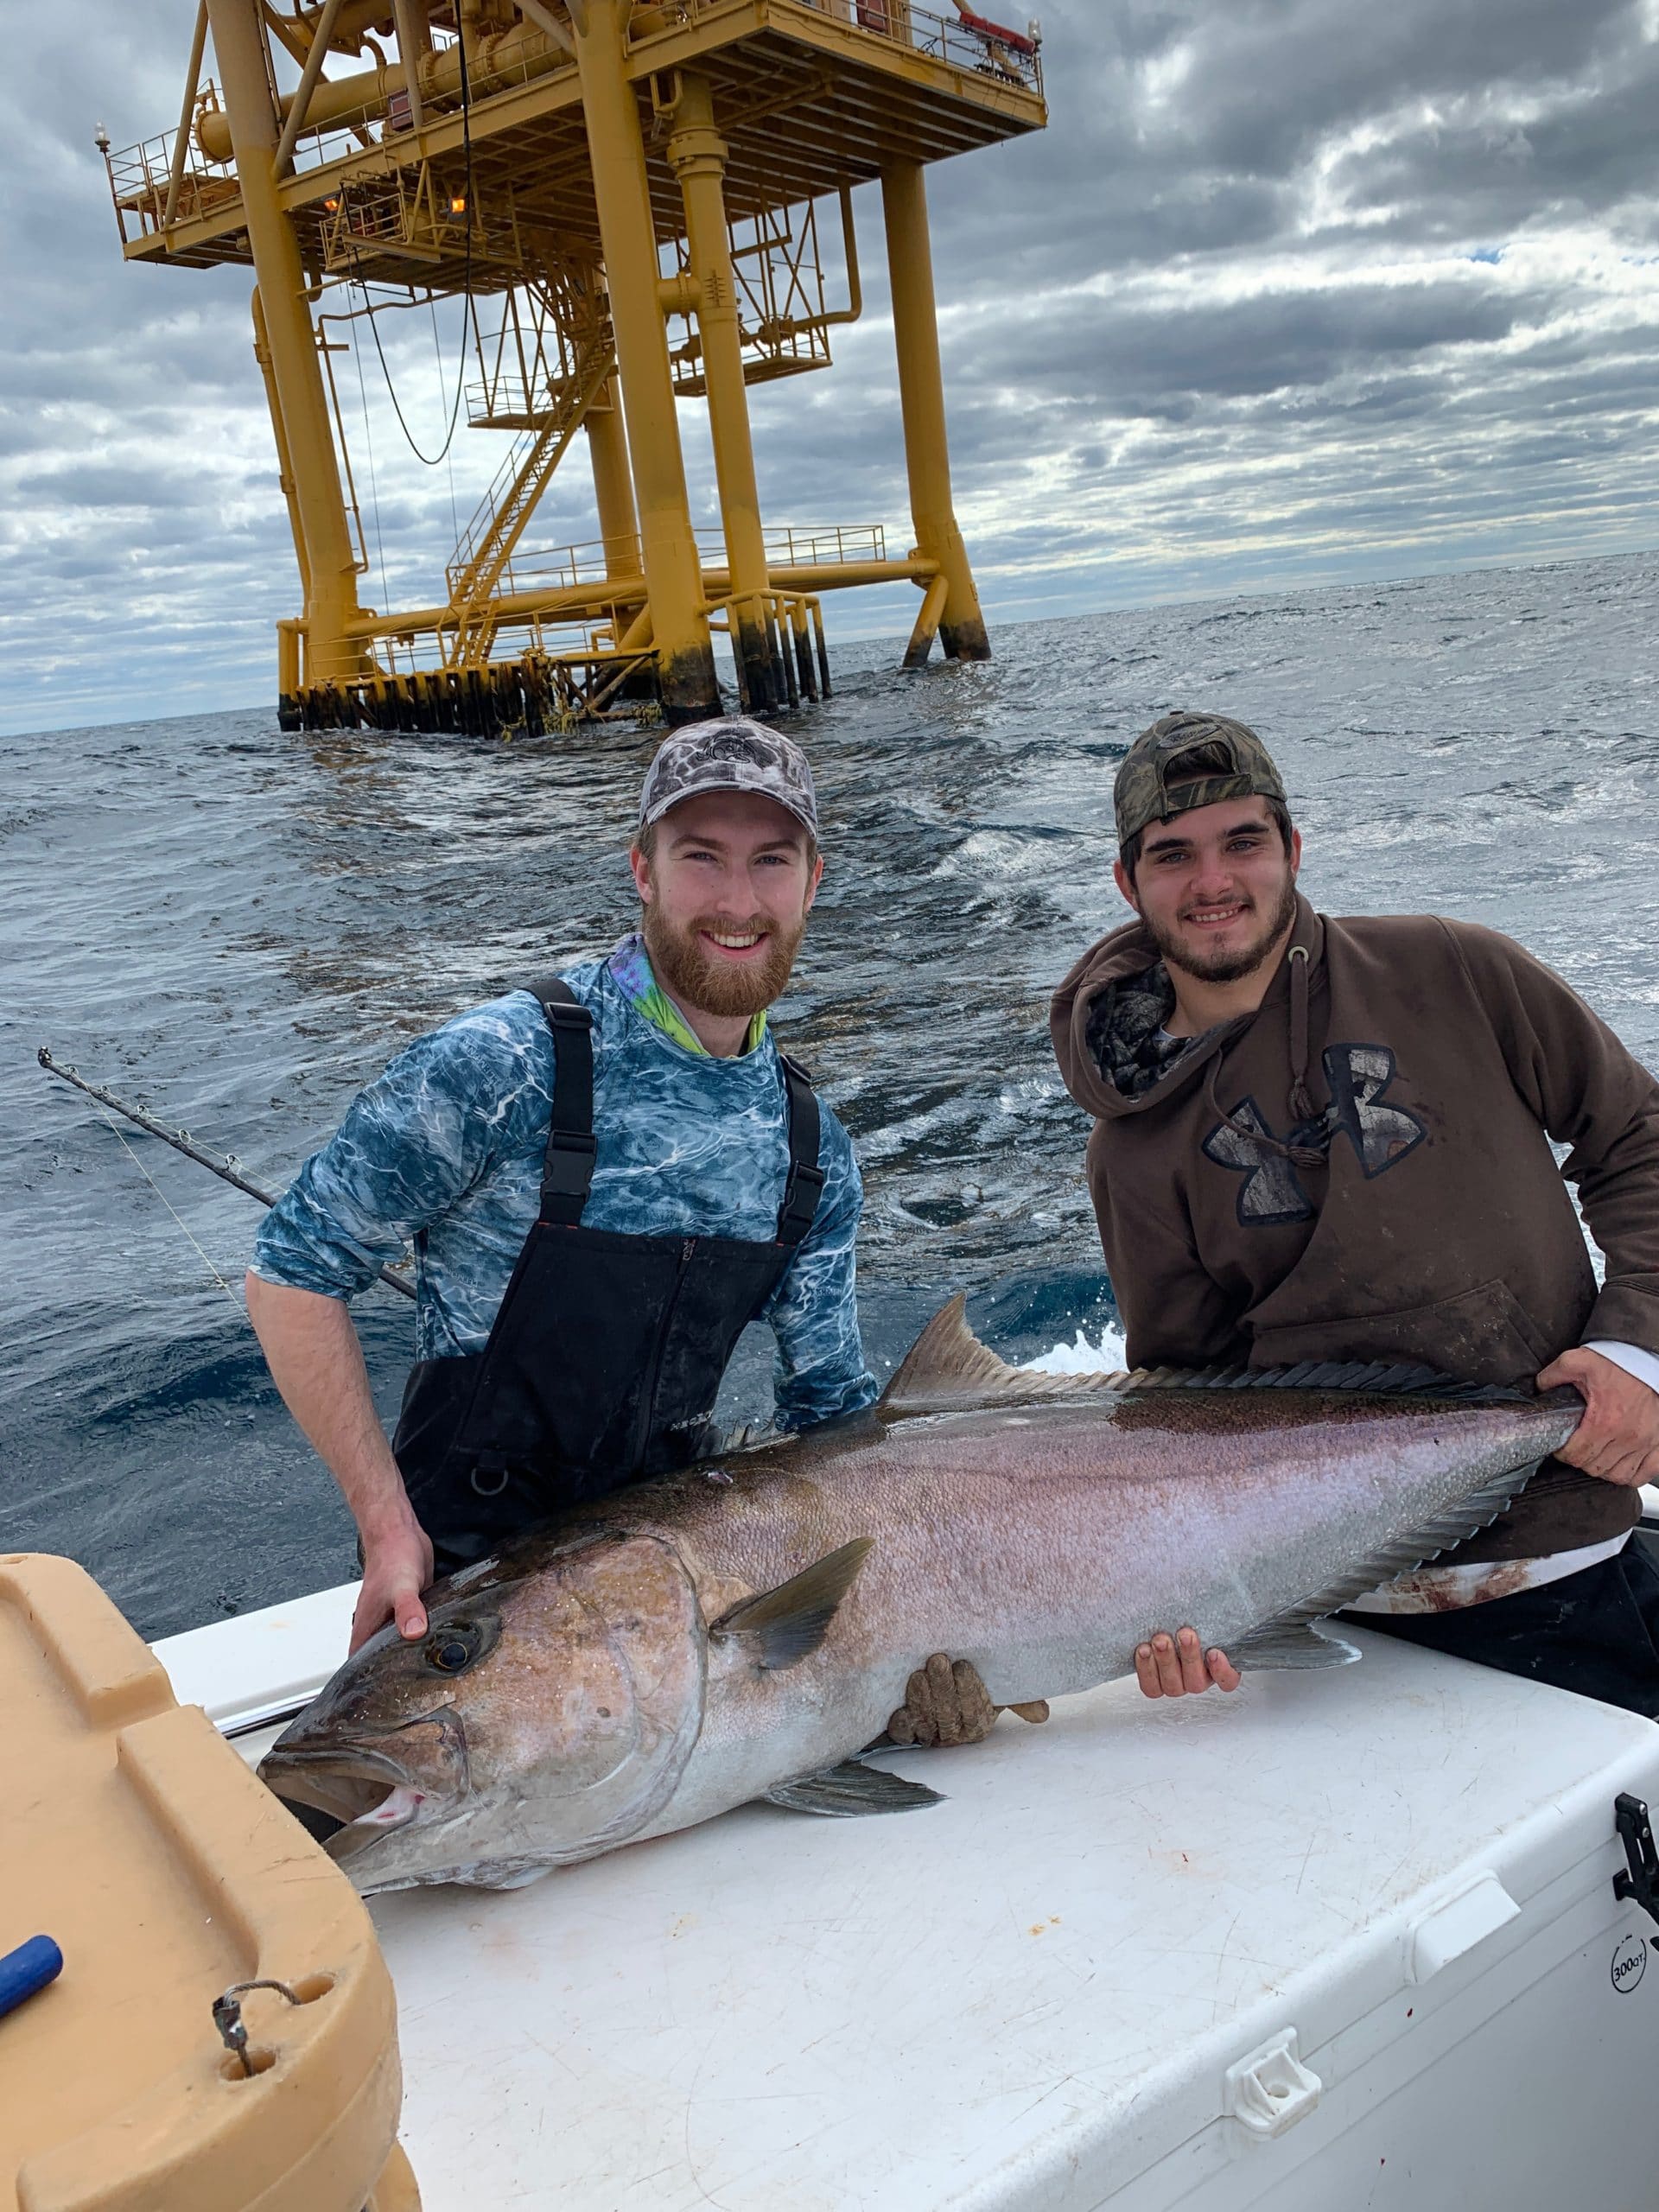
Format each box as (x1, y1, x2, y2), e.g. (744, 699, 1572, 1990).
(880, 160, 990, 664)
(667, 74, 779, 715)
(207, 0, 365, 690)
(572, 1, 719, 722)
(253, 289, 311, 614)
(587, 372, 641, 581)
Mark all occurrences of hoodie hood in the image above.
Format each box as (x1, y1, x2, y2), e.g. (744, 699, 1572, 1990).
(1051, 895, 1325, 1122)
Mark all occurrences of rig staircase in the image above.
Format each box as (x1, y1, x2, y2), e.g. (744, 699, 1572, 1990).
(442, 322, 616, 669)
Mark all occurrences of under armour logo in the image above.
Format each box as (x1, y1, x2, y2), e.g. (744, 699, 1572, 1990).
(1204, 1045, 1426, 1227)
(1203, 1098, 1316, 1224)
(1325, 1045, 1426, 1176)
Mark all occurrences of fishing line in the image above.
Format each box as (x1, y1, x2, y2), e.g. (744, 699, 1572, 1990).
(353, 22, 476, 467)
(92, 1107, 248, 1322)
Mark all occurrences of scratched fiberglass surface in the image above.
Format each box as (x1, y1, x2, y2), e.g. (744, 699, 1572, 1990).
(3, 548, 1656, 1636)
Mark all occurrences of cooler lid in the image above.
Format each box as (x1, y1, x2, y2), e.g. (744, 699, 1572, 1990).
(362, 1626, 1658, 2209)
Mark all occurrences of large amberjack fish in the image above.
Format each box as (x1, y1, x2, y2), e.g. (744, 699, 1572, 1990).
(259, 1299, 1580, 1894)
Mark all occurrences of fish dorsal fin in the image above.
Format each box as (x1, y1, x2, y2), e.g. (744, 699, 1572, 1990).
(878, 1295, 1133, 1415)
(880, 1295, 1020, 1410)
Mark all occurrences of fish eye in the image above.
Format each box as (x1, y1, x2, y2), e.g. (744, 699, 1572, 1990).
(424, 1624, 480, 1674)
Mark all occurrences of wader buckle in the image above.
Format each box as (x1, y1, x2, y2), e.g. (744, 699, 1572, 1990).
(539, 1128, 597, 1210)
(777, 1160, 826, 1245)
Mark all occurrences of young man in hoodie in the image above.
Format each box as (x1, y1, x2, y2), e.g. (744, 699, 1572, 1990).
(1049, 710, 1659, 1713)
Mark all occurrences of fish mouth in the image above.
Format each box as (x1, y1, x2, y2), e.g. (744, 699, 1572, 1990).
(259, 1746, 429, 1859)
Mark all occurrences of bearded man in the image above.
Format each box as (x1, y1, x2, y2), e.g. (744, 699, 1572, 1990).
(248, 720, 876, 1654)
(1051, 711, 1659, 1714)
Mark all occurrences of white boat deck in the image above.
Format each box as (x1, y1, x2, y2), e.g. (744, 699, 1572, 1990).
(155, 1580, 1659, 2212)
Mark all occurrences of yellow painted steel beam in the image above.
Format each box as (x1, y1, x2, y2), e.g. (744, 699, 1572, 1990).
(162, 0, 209, 233)
(666, 73, 778, 712)
(252, 285, 311, 603)
(206, 0, 365, 690)
(569, 0, 717, 719)
(586, 374, 642, 580)
(881, 157, 988, 661)
(345, 554, 936, 639)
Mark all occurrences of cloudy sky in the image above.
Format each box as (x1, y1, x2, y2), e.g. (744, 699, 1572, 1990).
(3, 0, 1656, 734)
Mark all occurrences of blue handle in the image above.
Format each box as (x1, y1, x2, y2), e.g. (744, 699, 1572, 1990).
(0, 1936, 63, 2021)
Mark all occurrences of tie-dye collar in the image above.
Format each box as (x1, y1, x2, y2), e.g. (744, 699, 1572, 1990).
(608, 932, 767, 1058)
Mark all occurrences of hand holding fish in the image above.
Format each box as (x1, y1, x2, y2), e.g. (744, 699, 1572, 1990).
(1535, 1348, 1659, 1488)
(1134, 1628, 1241, 1700)
(885, 1654, 1052, 1746)
(351, 1514, 435, 1653)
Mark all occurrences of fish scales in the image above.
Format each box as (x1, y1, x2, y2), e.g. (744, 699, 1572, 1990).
(260, 1300, 1579, 1893)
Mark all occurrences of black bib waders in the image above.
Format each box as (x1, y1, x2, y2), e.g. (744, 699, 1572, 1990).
(391, 980, 826, 1575)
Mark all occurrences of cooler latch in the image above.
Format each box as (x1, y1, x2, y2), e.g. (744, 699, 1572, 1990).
(1224, 2027, 1323, 2139)
(1613, 1793, 1659, 1930)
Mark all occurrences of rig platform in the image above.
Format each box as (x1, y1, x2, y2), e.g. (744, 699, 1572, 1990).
(106, 0, 1047, 731)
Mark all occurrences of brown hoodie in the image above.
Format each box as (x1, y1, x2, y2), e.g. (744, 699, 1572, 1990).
(1050, 896, 1659, 1562)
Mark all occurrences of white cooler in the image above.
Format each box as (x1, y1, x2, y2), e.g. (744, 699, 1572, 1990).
(163, 1609, 1659, 2211)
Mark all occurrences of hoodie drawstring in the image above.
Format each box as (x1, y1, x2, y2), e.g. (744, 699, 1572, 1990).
(1287, 943, 1314, 1122)
(1203, 936, 1325, 1170)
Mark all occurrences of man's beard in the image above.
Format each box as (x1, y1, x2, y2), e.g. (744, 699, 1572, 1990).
(1145, 870, 1299, 985)
(643, 904, 807, 1020)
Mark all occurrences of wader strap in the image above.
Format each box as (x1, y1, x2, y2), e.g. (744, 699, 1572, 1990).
(524, 976, 596, 1225)
(776, 1052, 825, 1248)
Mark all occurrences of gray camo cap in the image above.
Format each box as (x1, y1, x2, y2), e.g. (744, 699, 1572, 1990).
(1115, 710, 1287, 849)
(639, 716, 818, 838)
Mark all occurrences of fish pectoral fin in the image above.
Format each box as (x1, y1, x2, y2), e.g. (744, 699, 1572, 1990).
(1227, 1621, 1362, 1670)
(711, 1538, 874, 1670)
(764, 1759, 945, 1816)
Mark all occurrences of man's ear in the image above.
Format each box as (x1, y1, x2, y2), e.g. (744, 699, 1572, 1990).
(803, 851, 825, 913)
(1287, 826, 1302, 881)
(1112, 855, 1140, 913)
(629, 842, 653, 906)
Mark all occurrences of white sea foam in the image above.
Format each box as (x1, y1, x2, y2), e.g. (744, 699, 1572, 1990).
(1021, 1326, 1128, 1376)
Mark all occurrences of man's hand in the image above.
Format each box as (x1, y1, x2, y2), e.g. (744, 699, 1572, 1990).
(350, 1515, 435, 1653)
(1135, 1627, 1241, 1700)
(1537, 1347, 1659, 1487)
(887, 1654, 1051, 1746)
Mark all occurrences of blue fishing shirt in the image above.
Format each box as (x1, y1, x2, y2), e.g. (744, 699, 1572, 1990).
(251, 937, 876, 1431)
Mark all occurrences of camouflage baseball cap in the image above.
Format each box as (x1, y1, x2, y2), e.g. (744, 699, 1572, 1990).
(639, 715, 818, 837)
(1114, 711, 1287, 849)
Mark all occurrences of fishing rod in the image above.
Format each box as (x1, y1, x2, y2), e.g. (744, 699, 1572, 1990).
(36, 1048, 416, 1302)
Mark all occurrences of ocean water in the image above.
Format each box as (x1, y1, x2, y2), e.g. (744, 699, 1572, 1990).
(3, 548, 1656, 1638)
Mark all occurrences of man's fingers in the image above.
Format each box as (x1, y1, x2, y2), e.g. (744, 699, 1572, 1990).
(348, 1599, 385, 1656)
(397, 1590, 429, 1641)
(898, 1663, 938, 1745)
(1136, 1631, 1232, 1698)
(923, 1651, 961, 1744)
(1175, 1628, 1210, 1694)
(950, 1658, 997, 1744)
(1151, 1632, 1185, 1697)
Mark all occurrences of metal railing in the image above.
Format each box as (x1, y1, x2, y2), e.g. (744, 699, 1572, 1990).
(633, 0, 1043, 95)
(105, 90, 239, 246)
(494, 522, 887, 601)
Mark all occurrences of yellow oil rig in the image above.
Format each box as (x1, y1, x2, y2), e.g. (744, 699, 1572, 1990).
(105, 0, 1046, 731)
